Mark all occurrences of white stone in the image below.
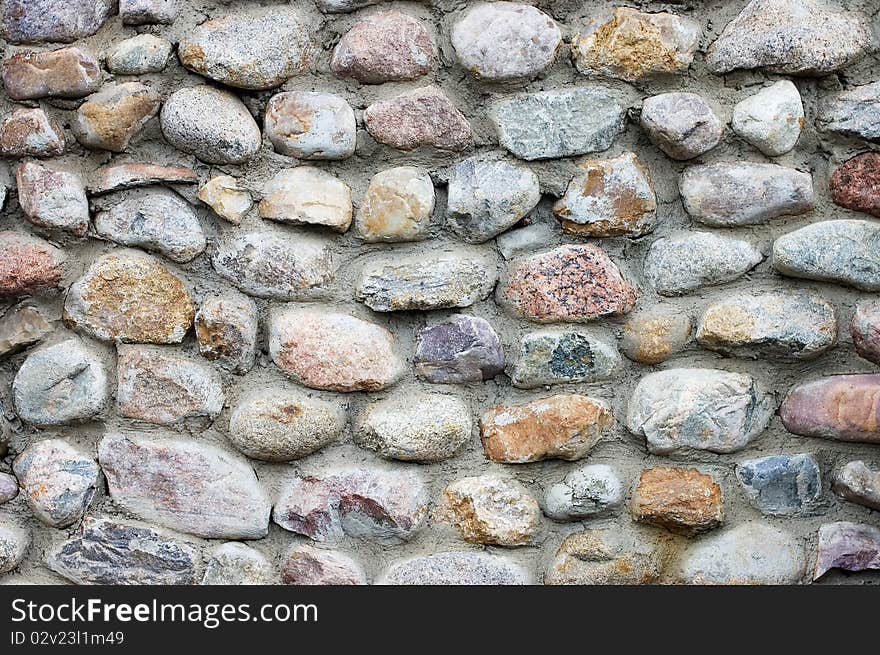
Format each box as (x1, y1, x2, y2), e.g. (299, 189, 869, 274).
(732, 81, 803, 156)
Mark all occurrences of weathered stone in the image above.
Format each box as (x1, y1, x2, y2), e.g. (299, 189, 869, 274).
(179, 9, 310, 90)
(228, 390, 345, 462)
(381, 552, 529, 585)
(736, 454, 821, 516)
(0, 473, 17, 504)
(852, 299, 880, 365)
(779, 374, 880, 443)
(814, 522, 880, 580)
(0, 523, 28, 575)
(202, 543, 274, 586)
(13, 339, 108, 426)
(572, 7, 700, 82)
(117, 345, 223, 428)
(452, 2, 560, 81)
(415, 315, 504, 384)
(0, 232, 65, 296)
(680, 163, 813, 226)
(675, 522, 805, 584)
(282, 546, 366, 585)
(318, 0, 388, 11)
(544, 465, 623, 521)
(273, 468, 428, 542)
(364, 86, 471, 151)
(706, 0, 871, 75)
(834, 460, 880, 511)
(621, 307, 692, 365)
(640, 93, 723, 160)
(436, 475, 541, 546)
(774, 220, 880, 290)
(13, 439, 100, 528)
(264, 92, 355, 160)
(631, 467, 723, 536)
(497, 222, 555, 260)
(331, 10, 433, 84)
(819, 81, 880, 142)
(553, 152, 656, 237)
(120, 0, 177, 25)
(356, 167, 434, 242)
(499, 245, 637, 322)
(510, 329, 621, 389)
(0, 108, 65, 158)
(160, 85, 262, 165)
(627, 368, 774, 455)
(98, 433, 271, 539)
(73, 83, 161, 152)
(644, 232, 762, 296)
(212, 228, 335, 300)
(16, 162, 89, 236)
(732, 81, 804, 156)
(64, 250, 194, 343)
(491, 88, 626, 161)
(0, 0, 116, 44)
(194, 292, 257, 374)
(356, 253, 496, 312)
(696, 291, 836, 360)
(89, 163, 197, 195)
(446, 157, 540, 243)
(0, 306, 51, 358)
(830, 153, 880, 217)
(259, 168, 352, 232)
(2, 47, 101, 100)
(269, 308, 404, 392)
(355, 393, 471, 463)
(48, 517, 197, 585)
(106, 34, 173, 74)
(198, 175, 252, 225)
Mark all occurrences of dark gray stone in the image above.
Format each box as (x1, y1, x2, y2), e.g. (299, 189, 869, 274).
(414, 315, 504, 384)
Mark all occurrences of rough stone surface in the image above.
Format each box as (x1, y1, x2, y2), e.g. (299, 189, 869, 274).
(194, 292, 257, 374)
(0, 108, 65, 158)
(0, 306, 51, 357)
(820, 81, 880, 142)
(0, 232, 65, 296)
(833, 460, 880, 511)
(355, 167, 434, 242)
(731, 80, 804, 156)
(830, 153, 880, 217)
(0, 0, 116, 44)
(814, 522, 880, 580)
(259, 168, 352, 232)
(202, 543, 274, 586)
(631, 467, 723, 536)
(121, 0, 177, 25)
(106, 34, 173, 75)
(88, 163, 197, 195)
(509, 329, 621, 389)
(381, 552, 529, 585)
(73, 83, 161, 152)
(736, 454, 822, 516)
(2, 47, 101, 100)
(198, 175, 252, 225)
(364, 86, 470, 151)
(16, 162, 89, 236)
(282, 545, 366, 585)
(621, 307, 692, 365)
(779, 374, 880, 443)
(264, 92, 356, 161)
(850, 300, 880, 364)
(544, 465, 623, 521)
(640, 93, 723, 160)
(0, 523, 28, 575)
(414, 314, 504, 384)
(0, 473, 18, 505)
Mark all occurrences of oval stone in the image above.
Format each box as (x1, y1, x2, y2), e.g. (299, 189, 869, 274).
(544, 465, 624, 521)
(364, 86, 471, 152)
(202, 543, 275, 586)
(852, 299, 880, 365)
(0, 231, 66, 296)
(2, 46, 101, 100)
(16, 161, 90, 236)
(509, 328, 621, 389)
(640, 92, 723, 161)
(830, 153, 880, 217)
(1, 0, 116, 44)
(380, 552, 529, 585)
(264, 92, 356, 160)
(736, 454, 822, 516)
(282, 545, 366, 585)
(415, 315, 504, 384)
(833, 461, 880, 511)
(631, 467, 723, 536)
(779, 374, 880, 443)
(258, 167, 352, 232)
(620, 307, 693, 365)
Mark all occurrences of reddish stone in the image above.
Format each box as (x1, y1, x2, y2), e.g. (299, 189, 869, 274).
(364, 86, 470, 151)
(830, 153, 880, 217)
(0, 232, 65, 296)
(89, 163, 198, 195)
(2, 47, 101, 100)
(851, 299, 880, 364)
(631, 467, 723, 536)
(779, 374, 880, 443)
(814, 521, 880, 580)
(282, 546, 366, 585)
(0, 108, 65, 158)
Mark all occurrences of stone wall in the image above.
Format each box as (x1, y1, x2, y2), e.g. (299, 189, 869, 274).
(1, 0, 880, 585)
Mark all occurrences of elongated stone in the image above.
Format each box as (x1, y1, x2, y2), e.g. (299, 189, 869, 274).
(73, 83, 161, 152)
(0, 232, 65, 296)
(736, 454, 821, 516)
(2, 47, 101, 100)
(415, 315, 504, 384)
(0, 523, 28, 575)
(631, 467, 723, 536)
(0, 306, 51, 358)
(731, 81, 804, 156)
(621, 307, 692, 365)
(89, 163, 197, 195)
(364, 86, 470, 151)
(510, 329, 621, 389)
(194, 292, 257, 374)
(0, 108, 65, 158)
(381, 552, 529, 585)
(814, 522, 880, 580)
(264, 92, 356, 160)
(820, 81, 880, 141)
(1, 0, 116, 44)
(640, 93, 723, 160)
(355, 167, 434, 242)
(282, 546, 366, 585)
(830, 153, 880, 217)
(98, 433, 271, 540)
(258, 167, 352, 232)
(544, 465, 623, 521)
(120, 0, 177, 25)
(202, 543, 274, 586)
(106, 34, 173, 74)
(833, 461, 880, 511)
(16, 161, 89, 236)
(779, 374, 880, 443)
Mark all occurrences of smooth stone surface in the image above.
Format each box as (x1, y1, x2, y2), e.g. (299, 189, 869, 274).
(833, 460, 880, 511)
(621, 307, 692, 365)
(631, 467, 723, 536)
(544, 465, 623, 521)
(0, 473, 18, 505)
(16, 161, 89, 236)
(847, 298, 880, 359)
(830, 153, 880, 217)
(264, 92, 356, 160)
(0, 232, 66, 296)
(0, 108, 65, 158)
(355, 166, 434, 242)
(0, 523, 28, 575)
(819, 81, 880, 141)
(89, 162, 197, 195)
(282, 545, 366, 585)
(509, 328, 621, 389)
(731, 80, 804, 156)
(1, 0, 116, 44)
(198, 175, 252, 225)
(380, 552, 529, 585)
(640, 93, 723, 160)
(194, 292, 257, 374)
(106, 34, 172, 74)
(2, 47, 101, 100)
(120, 0, 177, 25)
(736, 454, 822, 516)
(779, 374, 880, 443)
(73, 82, 161, 152)
(415, 314, 504, 384)
(814, 522, 880, 580)
(259, 167, 352, 232)
(364, 86, 471, 151)
(202, 543, 274, 586)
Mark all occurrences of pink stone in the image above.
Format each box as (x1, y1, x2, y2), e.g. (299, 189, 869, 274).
(814, 521, 880, 580)
(0, 232, 65, 296)
(282, 545, 367, 585)
(850, 299, 880, 365)
(364, 86, 470, 151)
(2, 47, 101, 100)
(0, 108, 65, 158)
(779, 374, 880, 443)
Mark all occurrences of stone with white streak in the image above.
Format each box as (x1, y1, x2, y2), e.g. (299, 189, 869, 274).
(732, 81, 804, 156)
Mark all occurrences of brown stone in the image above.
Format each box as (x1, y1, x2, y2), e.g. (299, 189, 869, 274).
(0, 108, 65, 158)
(621, 307, 692, 365)
(282, 545, 366, 585)
(631, 467, 723, 536)
(779, 374, 880, 443)
(0, 232, 65, 296)
(2, 47, 101, 100)
(364, 86, 471, 151)
(851, 299, 880, 365)
(89, 163, 198, 195)
(830, 153, 880, 217)
(73, 83, 161, 152)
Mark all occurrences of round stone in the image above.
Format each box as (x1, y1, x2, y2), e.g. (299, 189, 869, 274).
(621, 307, 692, 365)
(640, 92, 723, 160)
(106, 34, 173, 74)
(830, 153, 880, 217)
(355, 167, 435, 242)
(265, 92, 356, 160)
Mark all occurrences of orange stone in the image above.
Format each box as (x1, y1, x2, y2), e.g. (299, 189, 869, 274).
(631, 467, 723, 536)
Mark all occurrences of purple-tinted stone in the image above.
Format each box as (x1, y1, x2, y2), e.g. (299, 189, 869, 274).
(779, 374, 880, 443)
(851, 299, 880, 365)
(814, 521, 880, 580)
(415, 315, 504, 384)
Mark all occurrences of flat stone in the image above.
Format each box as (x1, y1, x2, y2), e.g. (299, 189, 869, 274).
(851, 299, 880, 365)
(116, 345, 224, 428)
(2, 47, 101, 100)
(509, 328, 622, 389)
(0, 473, 17, 504)
(48, 517, 197, 585)
(572, 7, 700, 82)
(446, 157, 540, 243)
(675, 522, 805, 584)
(553, 152, 656, 237)
(273, 467, 428, 543)
(73, 83, 161, 152)
(436, 474, 541, 546)
(0, 0, 116, 44)
(16, 161, 89, 236)
(259, 167, 352, 232)
(356, 167, 434, 242)
(269, 308, 404, 392)
(356, 253, 496, 312)
(627, 368, 775, 455)
(13, 439, 100, 528)
(696, 291, 836, 360)
(731, 80, 804, 156)
(13, 339, 108, 426)
(491, 87, 626, 161)
(644, 232, 762, 296)
(415, 314, 504, 384)
(830, 153, 880, 217)
(331, 9, 433, 84)
(198, 175, 252, 225)
(0, 307, 51, 358)
(355, 393, 471, 463)
(63, 250, 194, 343)
(621, 307, 692, 365)
(106, 34, 173, 74)
(179, 8, 310, 90)
(265, 92, 356, 160)
(452, 2, 561, 81)
(819, 81, 880, 141)
(814, 522, 880, 580)
(834, 460, 880, 511)
(631, 467, 723, 536)
(640, 93, 723, 160)
(0, 108, 65, 158)
(120, 0, 177, 25)
(364, 86, 471, 151)
(706, 0, 871, 75)
(228, 389, 345, 462)
(498, 244, 637, 322)
(381, 552, 529, 585)
(680, 163, 813, 226)
(0, 232, 65, 296)
(282, 546, 366, 585)
(773, 220, 880, 290)
(98, 433, 271, 539)
(318, 0, 389, 12)
(779, 374, 880, 443)
(194, 292, 257, 374)
(89, 163, 198, 195)
(0, 523, 28, 575)
(736, 454, 821, 516)
(202, 543, 274, 586)
(544, 464, 623, 521)
(160, 85, 262, 164)
(212, 228, 336, 300)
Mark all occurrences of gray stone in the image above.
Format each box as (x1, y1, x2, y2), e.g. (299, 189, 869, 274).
(73, 83, 161, 152)
(0, 108, 65, 158)
(264, 92, 356, 160)
(0, 473, 18, 504)
(282, 546, 366, 585)
(814, 522, 880, 580)
(1, 0, 116, 44)
(201, 543, 274, 586)
(414, 314, 504, 384)
(198, 175, 252, 225)
(98, 433, 271, 540)
(380, 552, 529, 585)
(89, 163, 198, 195)
(317, 0, 386, 11)
(13, 439, 101, 528)
(16, 161, 89, 237)
(491, 87, 626, 161)
(644, 232, 763, 296)
(627, 368, 775, 455)
(833, 461, 880, 511)
(640, 93, 723, 160)
(120, 0, 177, 25)
(851, 300, 880, 365)
(620, 307, 692, 365)
(820, 81, 880, 142)
(355, 167, 434, 242)
(544, 464, 624, 521)
(509, 328, 621, 389)
(259, 167, 352, 232)
(496, 222, 556, 260)
(106, 34, 173, 74)
(736, 454, 822, 516)
(0, 523, 28, 575)
(2, 46, 101, 100)
(731, 81, 804, 156)
(194, 292, 257, 374)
